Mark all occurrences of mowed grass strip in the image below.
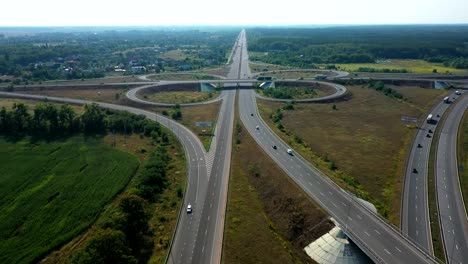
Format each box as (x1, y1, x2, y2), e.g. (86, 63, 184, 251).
(0, 136, 139, 264)
(258, 85, 448, 223)
(223, 115, 332, 263)
(458, 110, 468, 214)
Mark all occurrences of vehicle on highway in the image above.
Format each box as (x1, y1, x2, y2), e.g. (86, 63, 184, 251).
(413, 168, 418, 173)
(426, 134, 431, 138)
(429, 129, 433, 133)
(426, 114, 434, 123)
(455, 90, 462, 95)
(417, 143, 422, 148)
(272, 145, 277, 149)
(287, 148, 293, 155)
(187, 204, 192, 213)
(251, 113, 254, 116)
(256, 125, 259, 130)
(443, 96, 450, 103)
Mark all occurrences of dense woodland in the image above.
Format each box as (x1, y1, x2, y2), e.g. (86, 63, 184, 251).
(247, 26, 468, 69)
(0, 28, 238, 82)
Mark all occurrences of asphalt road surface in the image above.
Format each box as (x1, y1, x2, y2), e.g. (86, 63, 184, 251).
(436, 92, 468, 264)
(236, 30, 438, 263)
(401, 90, 462, 253)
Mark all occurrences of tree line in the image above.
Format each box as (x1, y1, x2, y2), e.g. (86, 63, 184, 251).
(0, 102, 169, 142)
(247, 26, 468, 69)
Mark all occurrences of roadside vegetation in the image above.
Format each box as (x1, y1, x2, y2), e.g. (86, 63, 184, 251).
(257, 82, 332, 100)
(458, 110, 468, 213)
(179, 102, 221, 151)
(146, 90, 219, 104)
(0, 101, 186, 264)
(257, 85, 449, 224)
(147, 73, 221, 81)
(223, 114, 332, 263)
(257, 71, 321, 79)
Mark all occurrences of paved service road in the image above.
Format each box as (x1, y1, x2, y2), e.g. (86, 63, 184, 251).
(402, 90, 461, 253)
(236, 30, 438, 263)
(436, 92, 468, 264)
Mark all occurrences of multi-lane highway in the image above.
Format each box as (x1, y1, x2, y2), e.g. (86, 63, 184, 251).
(236, 30, 438, 263)
(401, 91, 461, 253)
(436, 92, 468, 264)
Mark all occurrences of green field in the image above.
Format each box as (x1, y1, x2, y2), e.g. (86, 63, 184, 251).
(0, 136, 139, 264)
(146, 91, 219, 104)
(459, 111, 468, 214)
(331, 59, 467, 74)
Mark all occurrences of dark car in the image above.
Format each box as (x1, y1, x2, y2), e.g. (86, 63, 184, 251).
(251, 113, 254, 116)
(272, 145, 277, 149)
(417, 143, 422, 148)
(426, 134, 431, 138)
(413, 168, 418, 173)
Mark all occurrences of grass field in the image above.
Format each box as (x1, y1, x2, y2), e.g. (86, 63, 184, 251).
(0, 136, 139, 264)
(223, 116, 332, 264)
(148, 73, 221, 81)
(0, 98, 83, 114)
(258, 85, 449, 223)
(249, 61, 293, 73)
(180, 101, 221, 151)
(331, 59, 467, 74)
(458, 110, 468, 214)
(20, 88, 126, 105)
(258, 71, 321, 79)
(257, 83, 333, 100)
(146, 91, 220, 104)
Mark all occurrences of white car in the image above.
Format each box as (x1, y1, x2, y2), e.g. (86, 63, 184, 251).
(455, 90, 462, 95)
(287, 148, 293, 155)
(187, 204, 192, 213)
(256, 126, 259, 130)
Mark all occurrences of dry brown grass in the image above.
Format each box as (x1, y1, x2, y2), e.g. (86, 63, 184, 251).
(0, 98, 83, 114)
(19, 88, 126, 104)
(258, 85, 449, 224)
(180, 102, 221, 151)
(223, 113, 332, 264)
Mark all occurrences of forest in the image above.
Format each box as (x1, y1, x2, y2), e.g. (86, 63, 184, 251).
(247, 25, 468, 69)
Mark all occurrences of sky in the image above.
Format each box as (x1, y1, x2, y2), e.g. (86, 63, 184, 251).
(1, 0, 467, 26)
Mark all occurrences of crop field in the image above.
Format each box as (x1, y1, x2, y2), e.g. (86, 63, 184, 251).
(223, 118, 331, 264)
(331, 59, 467, 74)
(0, 136, 139, 264)
(146, 91, 220, 104)
(258, 85, 449, 223)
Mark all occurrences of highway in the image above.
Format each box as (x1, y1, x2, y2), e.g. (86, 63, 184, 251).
(436, 92, 468, 264)
(236, 30, 438, 263)
(401, 91, 461, 253)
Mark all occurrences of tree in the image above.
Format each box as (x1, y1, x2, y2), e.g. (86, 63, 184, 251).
(71, 229, 137, 264)
(81, 104, 106, 134)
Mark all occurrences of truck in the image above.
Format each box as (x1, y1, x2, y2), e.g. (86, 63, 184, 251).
(426, 114, 434, 124)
